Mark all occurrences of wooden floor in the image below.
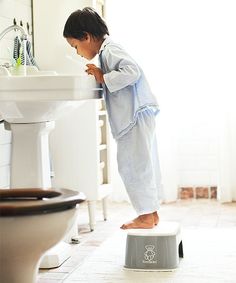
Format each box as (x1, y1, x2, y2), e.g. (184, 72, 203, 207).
(38, 199, 236, 283)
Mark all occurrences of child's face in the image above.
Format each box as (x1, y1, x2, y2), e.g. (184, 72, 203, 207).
(66, 36, 97, 60)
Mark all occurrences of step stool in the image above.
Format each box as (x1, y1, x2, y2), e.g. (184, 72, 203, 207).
(124, 221, 183, 271)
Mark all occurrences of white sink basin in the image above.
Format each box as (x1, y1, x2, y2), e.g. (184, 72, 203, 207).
(0, 73, 101, 123)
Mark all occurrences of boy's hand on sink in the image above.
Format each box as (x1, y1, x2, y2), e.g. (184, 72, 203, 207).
(86, 64, 104, 84)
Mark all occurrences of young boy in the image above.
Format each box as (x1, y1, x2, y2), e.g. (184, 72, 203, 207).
(63, 7, 162, 229)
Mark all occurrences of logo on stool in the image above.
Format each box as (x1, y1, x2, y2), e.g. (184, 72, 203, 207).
(143, 245, 157, 264)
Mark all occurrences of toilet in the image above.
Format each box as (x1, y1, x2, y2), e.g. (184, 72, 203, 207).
(0, 188, 86, 283)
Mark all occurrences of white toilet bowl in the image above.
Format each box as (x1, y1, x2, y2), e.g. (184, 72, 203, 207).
(0, 188, 86, 283)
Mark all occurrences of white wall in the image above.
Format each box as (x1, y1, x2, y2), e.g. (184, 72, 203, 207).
(0, 0, 32, 188)
(33, 0, 96, 74)
(106, 0, 235, 201)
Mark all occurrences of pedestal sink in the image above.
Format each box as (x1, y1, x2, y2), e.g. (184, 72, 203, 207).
(0, 72, 101, 187)
(0, 70, 101, 268)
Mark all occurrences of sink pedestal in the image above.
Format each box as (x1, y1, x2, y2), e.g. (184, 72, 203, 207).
(10, 122, 54, 188)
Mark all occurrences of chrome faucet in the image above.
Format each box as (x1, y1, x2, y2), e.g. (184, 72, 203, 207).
(0, 24, 27, 41)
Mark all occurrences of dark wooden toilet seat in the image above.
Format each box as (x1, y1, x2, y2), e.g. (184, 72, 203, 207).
(0, 188, 86, 216)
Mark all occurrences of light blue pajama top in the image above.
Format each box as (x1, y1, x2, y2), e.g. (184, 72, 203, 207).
(98, 37, 159, 140)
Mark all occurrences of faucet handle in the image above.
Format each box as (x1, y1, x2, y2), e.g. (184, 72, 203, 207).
(0, 65, 11, 76)
(1, 62, 10, 68)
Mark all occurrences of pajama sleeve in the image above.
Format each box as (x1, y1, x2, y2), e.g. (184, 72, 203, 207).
(103, 47, 141, 93)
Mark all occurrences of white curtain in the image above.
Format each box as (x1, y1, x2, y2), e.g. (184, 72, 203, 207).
(106, 0, 236, 202)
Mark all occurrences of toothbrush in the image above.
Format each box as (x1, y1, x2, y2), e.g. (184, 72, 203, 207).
(16, 47, 22, 67)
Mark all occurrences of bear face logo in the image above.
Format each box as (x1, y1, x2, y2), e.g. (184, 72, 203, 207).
(144, 245, 156, 262)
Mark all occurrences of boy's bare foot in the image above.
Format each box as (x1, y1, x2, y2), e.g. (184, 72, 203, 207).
(153, 211, 159, 225)
(120, 213, 155, 229)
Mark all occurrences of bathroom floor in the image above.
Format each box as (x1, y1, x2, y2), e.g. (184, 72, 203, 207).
(38, 199, 236, 283)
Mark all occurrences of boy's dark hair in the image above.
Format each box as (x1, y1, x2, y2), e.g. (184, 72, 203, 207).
(63, 7, 109, 40)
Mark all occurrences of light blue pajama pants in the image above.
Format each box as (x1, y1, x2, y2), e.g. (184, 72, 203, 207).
(116, 108, 162, 215)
